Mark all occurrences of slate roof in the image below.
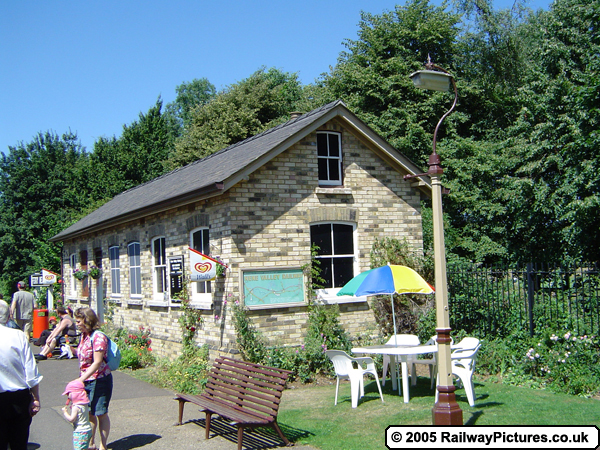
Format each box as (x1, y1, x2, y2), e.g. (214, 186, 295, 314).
(51, 100, 429, 242)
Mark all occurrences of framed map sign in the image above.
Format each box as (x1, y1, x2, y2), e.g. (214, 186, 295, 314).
(242, 268, 305, 309)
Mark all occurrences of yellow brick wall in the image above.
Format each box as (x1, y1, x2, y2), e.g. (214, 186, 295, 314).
(61, 119, 423, 360)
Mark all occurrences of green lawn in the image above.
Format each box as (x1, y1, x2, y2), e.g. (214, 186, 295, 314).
(277, 376, 600, 450)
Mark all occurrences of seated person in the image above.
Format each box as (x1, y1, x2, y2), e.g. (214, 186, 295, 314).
(33, 316, 57, 346)
(35, 306, 78, 360)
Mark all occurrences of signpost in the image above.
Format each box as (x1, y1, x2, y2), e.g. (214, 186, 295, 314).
(30, 269, 59, 310)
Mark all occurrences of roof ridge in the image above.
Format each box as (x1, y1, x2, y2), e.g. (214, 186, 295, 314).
(111, 100, 345, 198)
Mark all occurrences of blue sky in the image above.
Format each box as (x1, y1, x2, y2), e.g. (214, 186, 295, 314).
(1, 0, 552, 154)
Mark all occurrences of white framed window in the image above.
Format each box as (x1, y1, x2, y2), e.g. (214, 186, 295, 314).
(310, 222, 360, 303)
(317, 131, 342, 186)
(109, 246, 121, 297)
(128, 242, 142, 298)
(190, 227, 212, 307)
(152, 237, 167, 301)
(69, 254, 77, 297)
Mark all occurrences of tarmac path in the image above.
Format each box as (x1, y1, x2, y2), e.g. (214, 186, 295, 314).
(28, 354, 317, 450)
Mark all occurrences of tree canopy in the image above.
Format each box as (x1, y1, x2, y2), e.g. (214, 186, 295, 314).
(1, 0, 598, 298)
(167, 67, 304, 169)
(0, 132, 88, 293)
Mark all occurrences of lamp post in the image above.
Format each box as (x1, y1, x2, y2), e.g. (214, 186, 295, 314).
(405, 58, 462, 425)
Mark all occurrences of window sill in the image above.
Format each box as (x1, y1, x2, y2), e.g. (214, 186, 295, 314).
(147, 300, 168, 308)
(189, 302, 213, 310)
(316, 187, 352, 195)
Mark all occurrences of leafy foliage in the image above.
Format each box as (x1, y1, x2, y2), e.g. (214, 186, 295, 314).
(147, 344, 210, 394)
(369, 237, 434, 336)
(168, 67, 304, 168)
(231, 297, 351, 382)
(87, 98, 171, 202)
(323, 0, 461, 166)
(0, 131, 88, 294)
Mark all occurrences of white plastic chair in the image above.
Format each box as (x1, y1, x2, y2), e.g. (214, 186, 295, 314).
(435, 337, 481, 406)
(381, 334, 420, 388)
(411, 335, 438, 389)
(325, 350, 384, 408)
(411, 335, 455, 389)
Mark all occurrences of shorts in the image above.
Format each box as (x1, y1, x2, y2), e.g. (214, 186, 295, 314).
(73, 429, 92, 450)
(84, 373, 113, 416)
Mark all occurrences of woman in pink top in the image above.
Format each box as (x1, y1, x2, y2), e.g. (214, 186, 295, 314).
(73, 307, 112, 450)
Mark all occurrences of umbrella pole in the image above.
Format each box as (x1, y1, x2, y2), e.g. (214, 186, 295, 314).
(391, 294, 398, 346)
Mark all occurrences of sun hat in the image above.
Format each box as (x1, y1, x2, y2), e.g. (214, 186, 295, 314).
(62, 380, 89, 405)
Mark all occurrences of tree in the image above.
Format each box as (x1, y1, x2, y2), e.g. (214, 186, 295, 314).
(87, 98, 170, 201)
(168, 67, 303, 169)
(163, 78, 216, 141)
(0, 132, 88, 294)
(442, 0, 600, 264)
(504, 0, 600, 263)
(322, 0, 462, 165)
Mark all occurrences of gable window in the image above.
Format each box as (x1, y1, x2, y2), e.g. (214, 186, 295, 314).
(190, 228, 212, 306)
(152, 237, 167, 301)
(317, 131, 342, 186)
(310, 222, 357, 301)
(109, 246, 121, 296)
(128, 242, 142, 298)
(70, 254, 77, 297)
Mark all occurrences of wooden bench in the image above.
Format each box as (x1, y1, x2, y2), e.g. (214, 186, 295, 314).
(174, 356, 294, 450)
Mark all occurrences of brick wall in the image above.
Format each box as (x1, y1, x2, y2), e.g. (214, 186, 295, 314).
(60, 118, 423, 360)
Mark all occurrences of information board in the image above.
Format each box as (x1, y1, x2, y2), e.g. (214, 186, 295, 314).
(242, 268, 305, 308)
(30, 273, 44, 287)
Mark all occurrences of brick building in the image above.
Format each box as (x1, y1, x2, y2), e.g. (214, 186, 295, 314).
(50, 100, 431, 359)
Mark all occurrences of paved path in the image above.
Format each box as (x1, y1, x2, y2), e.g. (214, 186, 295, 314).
(28, 355, 318, 450)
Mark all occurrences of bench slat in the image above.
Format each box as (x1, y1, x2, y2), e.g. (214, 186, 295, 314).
(207, 372, 284, 399)
(175, 356, 293, 449)
(205, 378, 283, 407)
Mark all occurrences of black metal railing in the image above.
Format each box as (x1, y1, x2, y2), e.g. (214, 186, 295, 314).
(447, 263, 600, 338)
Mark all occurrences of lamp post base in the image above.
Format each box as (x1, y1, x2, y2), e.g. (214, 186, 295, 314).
(433, 385, 463, 425)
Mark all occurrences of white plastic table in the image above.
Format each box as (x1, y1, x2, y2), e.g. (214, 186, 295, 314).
(352, 344, 437, 403)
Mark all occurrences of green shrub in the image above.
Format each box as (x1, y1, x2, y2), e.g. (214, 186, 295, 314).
(521, 331, 600, 396)
(231, 297, 351, 382)
(119, 345, 154, 370)
(104, 325, 155, 370)
(149, 344, 210, 394)
(231, 300, 267, 363)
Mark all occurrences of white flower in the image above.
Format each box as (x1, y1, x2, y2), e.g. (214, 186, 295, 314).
(564, 332, 571, 339)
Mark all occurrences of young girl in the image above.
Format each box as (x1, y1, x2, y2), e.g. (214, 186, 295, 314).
(61, 380, 93, 450)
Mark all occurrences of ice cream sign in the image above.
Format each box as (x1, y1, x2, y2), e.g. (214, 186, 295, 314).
(188, 248, 225, 281)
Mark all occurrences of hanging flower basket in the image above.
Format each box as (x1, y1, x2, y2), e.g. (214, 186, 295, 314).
(88, 266, 101, 279)
(73, 269, 88, 280)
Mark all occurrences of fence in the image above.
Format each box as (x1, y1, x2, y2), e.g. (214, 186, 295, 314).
(446, 263, 600, 338)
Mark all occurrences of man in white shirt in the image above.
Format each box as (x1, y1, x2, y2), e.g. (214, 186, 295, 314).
(0, 300, 43, 450)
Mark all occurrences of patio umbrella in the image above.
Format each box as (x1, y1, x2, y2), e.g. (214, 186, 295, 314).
(337, 264, 434, 345)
